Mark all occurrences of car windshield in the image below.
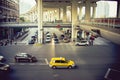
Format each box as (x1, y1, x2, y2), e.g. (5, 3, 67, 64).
(27, 54, 32, 57)
(46, 35, 50, 37)
(46, 38, 50, 39)
(54, 39, 58, 41)
(61, 60, 68, 63)
(81, 41, 87, 43)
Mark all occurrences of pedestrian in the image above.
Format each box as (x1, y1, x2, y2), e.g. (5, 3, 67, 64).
(90, 35, 95, 45)
(4, 40, 7, 46)
(0, 41, 3, 46)
(10, 39, 12, 45)
(15, 41, 17, 45)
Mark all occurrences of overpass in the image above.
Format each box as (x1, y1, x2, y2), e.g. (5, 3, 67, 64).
(0, 22, 71, 28)
(0, 0, 120, 45)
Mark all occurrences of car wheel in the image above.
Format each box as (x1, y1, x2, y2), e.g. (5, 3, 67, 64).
(52, 66, 56, 69)
(85, 44, 88, 46)
(75, 44, 78, 46)
(29, 59, 32, 62)
(68, 66, 72, 69)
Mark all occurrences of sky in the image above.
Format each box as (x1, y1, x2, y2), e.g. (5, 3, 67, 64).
(19, 0, 117, 18)
(19, 0, 36, 14)
(96, 1, 117, 18)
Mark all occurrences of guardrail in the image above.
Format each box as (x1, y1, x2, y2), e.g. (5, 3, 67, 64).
(0, 22, 72, 28)
(80, 18, 120, 28)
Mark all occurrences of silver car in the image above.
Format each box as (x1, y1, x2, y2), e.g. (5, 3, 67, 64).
(75, 40, 89, 46)
(0, 56, 4, 62)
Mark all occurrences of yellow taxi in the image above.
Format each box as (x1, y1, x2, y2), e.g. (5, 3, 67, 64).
(49, 57, 75, 69)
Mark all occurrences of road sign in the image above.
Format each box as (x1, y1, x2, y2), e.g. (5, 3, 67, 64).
(56, 24, 60, 28)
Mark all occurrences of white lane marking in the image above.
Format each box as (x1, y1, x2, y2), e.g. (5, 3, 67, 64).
(45, 58, 49, 64)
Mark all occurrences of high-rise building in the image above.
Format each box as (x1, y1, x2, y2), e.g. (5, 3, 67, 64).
(0, 0, 19, 23)
(96, 1, 109, 18)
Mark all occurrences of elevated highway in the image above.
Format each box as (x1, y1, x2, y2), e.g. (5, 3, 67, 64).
(0, 22, 71, 28)
(0, 21, 119, 44)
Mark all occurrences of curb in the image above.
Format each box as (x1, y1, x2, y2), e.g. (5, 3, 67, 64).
(34, 43, 42, 46)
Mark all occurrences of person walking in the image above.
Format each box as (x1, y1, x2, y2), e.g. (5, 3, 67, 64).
(90, 34, 95, 45)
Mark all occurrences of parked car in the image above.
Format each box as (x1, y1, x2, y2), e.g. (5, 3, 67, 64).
(75, 40, 89, 46)
(45, 37, 51, 43)
(60, 34, 64, 40)
(46, 34, 51, 39)
(28, 39, 35, 44)
(49, 57, 75, 69)
(0, 63, 10, 72)
(54, 38, 59, 43)
(46, 31, 49, 35)
(52, 33, 57, 38)
(63, 38, 70, 43)
(0, 55, 4, 62)
(14, 53, 37, 62)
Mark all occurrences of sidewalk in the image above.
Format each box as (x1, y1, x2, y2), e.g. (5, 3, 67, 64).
(0, 32, 28, 46)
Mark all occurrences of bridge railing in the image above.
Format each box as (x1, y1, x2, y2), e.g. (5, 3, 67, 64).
(80, 18, 120, 29)
(0, 22, 72, 28)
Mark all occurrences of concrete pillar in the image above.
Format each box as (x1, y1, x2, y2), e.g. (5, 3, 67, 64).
(59, 8, 62, 20)
(10, 28, 14, 40)
(37, 0, 43, 43)
(92, 2, 97, 18)
(79, 5, 82, 20)
(117, 1, 120, 18)
(8, 28, 12, 40)
(63, 6, 67, 22)
(92, 6, 96, 18)
(85, 1, 91, 20)
(71, 0, 78, 41)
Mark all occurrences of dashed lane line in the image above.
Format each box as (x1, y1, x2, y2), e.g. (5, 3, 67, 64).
(45, 58, 49, 65)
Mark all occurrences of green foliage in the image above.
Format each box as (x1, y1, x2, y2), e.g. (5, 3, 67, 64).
(19, 17, 25, 22)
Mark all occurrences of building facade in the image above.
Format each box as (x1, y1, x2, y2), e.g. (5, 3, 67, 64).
(0, 0, 19, 40)
(0, 0, 19, 23)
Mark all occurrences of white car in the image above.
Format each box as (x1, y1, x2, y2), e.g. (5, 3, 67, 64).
(0, 55, 4, 62)
(46, 34, 51, 38)
(45, 37, 51, 43)
(75, 40, 89, 46)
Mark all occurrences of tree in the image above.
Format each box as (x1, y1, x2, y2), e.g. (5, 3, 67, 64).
(19, 17, 25, 22)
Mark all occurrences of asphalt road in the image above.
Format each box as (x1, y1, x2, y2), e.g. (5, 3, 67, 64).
(0, 28, 120, 80)
(0, 40, 120, 80)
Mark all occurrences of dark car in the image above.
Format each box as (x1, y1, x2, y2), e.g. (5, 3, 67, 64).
(60, 34, 64, 40)
(0, 63, 10, 72)
(28, 39, 35, 44)
(54, 38, 59, 43)
(14, 53, 37, 62)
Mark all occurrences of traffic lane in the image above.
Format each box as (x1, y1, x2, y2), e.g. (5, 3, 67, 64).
(0, 43, 57, 64)
(55, 44, 115, 63)
(0, 46, 107, 80)
(54, 44, 115, 80)
(2, 63, 105, 80)
(11, 65, 51, 80)
(0, 49, 113, 80)
(0, 45, 41, 62)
